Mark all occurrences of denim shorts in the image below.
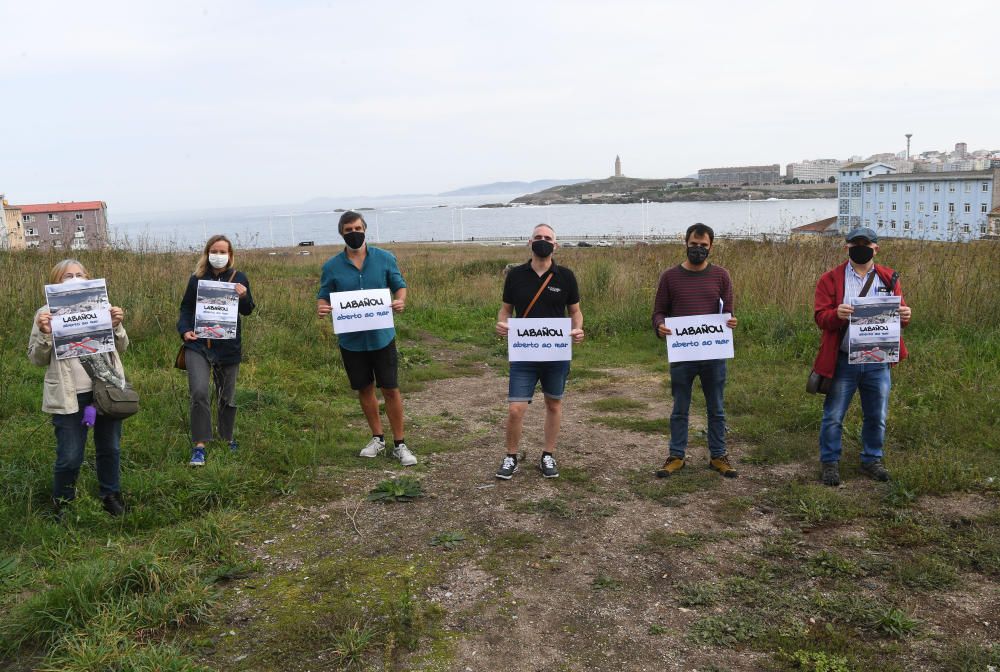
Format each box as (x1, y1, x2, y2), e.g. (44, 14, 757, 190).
(508, 360, 571, 402)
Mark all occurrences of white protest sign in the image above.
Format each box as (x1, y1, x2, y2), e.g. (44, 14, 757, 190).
(44, 278, 116, 360)
(195, 280, 239, 340)
(331, 288, 394, 334)
(664, 313, 734, 363)
(848, 295, 900, 365)
(507, 318, 572, 362)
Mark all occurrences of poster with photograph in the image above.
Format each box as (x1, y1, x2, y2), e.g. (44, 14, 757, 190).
(44, 279, 116, 360)
(195, 280, 240, 339)
(848, 296, 901, 364)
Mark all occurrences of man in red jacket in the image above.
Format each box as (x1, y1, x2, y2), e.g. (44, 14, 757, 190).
(813, 227, 912, 486)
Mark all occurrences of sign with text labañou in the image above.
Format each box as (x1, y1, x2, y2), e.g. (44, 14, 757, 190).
(44, 278, 116, 360)
(664, 313, 734, 363)
(508, 318, 572, 362)
(331, 288, 394, 334)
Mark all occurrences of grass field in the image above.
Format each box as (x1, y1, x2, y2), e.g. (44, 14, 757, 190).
(0, 239, 997, 671)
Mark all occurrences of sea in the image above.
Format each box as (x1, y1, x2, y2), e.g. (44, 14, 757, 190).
(112, 194, 837, 251)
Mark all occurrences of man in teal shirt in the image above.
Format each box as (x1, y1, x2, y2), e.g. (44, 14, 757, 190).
(317, 211, 415, 465)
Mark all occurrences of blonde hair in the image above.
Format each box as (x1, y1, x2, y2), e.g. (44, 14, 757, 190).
(195, 235, 234, 277)
(48, 259, 90, 285)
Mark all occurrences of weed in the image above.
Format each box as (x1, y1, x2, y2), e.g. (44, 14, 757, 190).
(591, 573, 622, 591)
(367, 476, 423, 502)
(511, 498, 573, 519)
(780, 649, 851, 672)
(892, 553, 959, 590)
(675, 580, 720, 607)
(806, 551, 860, 578)
(688, 613, 763, 646)
(490, 530, 541, 551)
(430, 531, 466, 550)
(647, 624, 667, 636)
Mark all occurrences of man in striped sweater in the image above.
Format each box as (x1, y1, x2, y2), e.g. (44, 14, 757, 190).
(651, 223, 739, 479)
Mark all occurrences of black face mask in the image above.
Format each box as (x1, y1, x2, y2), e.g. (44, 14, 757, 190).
(531, 240, 555, 257)
(848, 245, 875, 264)
(686, 245, 710, 265)
(343, 231, 365, 250)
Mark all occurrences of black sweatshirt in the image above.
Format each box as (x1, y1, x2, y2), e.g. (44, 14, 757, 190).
(176, 269, 255, 365)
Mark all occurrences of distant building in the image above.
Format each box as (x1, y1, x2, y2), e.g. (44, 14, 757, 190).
(861, 168, 1000, 241)
(790, 216, 839, 239)
(614, 155, 622, 177)
(786, 159, 845, 183)
(987, 206, 1000, 239)
(1, 196, 26, 250)
(698, 164, 780, 187)
(15, 201, 109, 251)
(837, 162, 895, 233)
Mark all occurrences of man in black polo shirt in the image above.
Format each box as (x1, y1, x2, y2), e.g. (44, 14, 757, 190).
(495, 224, 584, 479)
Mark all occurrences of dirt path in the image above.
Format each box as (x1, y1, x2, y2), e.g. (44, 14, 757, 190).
(197, 361, 999, 671)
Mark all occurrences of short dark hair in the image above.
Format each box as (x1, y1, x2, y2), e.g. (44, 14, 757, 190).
(685, 223, 714, 244)
(338, 211, 367, 234)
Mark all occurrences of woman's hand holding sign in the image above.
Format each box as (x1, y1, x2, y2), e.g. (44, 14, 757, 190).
(37, 311, 52, 334)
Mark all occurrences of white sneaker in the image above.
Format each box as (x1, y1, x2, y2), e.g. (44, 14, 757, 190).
(393, 442, 417, 466)
(359, 436, 386, 458)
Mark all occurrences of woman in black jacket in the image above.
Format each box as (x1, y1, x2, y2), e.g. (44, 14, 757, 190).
(177, 235, 255, 466)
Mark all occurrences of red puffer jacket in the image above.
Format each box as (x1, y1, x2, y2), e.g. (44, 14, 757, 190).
(812, 261, 909, 378)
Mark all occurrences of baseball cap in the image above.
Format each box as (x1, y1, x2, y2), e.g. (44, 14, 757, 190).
(845, 227, 878, 243)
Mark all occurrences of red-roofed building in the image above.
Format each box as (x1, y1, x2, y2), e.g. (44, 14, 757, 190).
(790, 216, 839, 240)
(13, 201, 109, 251)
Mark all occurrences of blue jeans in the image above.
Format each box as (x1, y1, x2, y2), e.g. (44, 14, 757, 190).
(819, 352, 891, 464)
(508, 360, 571, 402)
(669, 359, 727, 459)
(51, 392, 122, 500)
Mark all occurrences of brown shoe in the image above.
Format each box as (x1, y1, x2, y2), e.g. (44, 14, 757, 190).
(709, 455, 738, 479)
(655, 456, 685, 478)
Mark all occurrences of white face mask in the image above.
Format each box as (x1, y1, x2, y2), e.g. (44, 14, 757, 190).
(208, 253, 229, 269)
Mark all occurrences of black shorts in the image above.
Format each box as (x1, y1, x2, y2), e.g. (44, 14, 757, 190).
(339, 340, 399, 390)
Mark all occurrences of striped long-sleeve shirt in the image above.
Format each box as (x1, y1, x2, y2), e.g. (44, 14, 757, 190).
(651, 264, 734, 334)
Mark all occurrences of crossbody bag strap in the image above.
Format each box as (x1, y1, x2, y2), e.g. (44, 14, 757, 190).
(228, 269, 238, 283)
(859, 269, 877, 298)
(523, 273, 554, 318)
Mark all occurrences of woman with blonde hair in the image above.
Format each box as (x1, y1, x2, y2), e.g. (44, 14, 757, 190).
(177, 235, 255, 466)
(28, 259, 129, 517)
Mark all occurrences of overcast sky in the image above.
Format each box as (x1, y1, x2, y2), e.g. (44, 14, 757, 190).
(3, 0, 998, 212)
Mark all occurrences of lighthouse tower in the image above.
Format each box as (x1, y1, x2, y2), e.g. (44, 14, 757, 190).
(614, 155, 622, 177)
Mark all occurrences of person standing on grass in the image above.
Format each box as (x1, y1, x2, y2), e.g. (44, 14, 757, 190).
(495, 223, 585, 480)
(178, 235, 255, 466)
(28, 259, 129, 517)
(316, 211, 415, 466)
(651, 223, 739, 479)
(813, 227, 911, 487)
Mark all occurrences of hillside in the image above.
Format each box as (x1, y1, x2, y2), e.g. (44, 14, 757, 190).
(513, 176, 836, 205)
(438, 178, 591, 197)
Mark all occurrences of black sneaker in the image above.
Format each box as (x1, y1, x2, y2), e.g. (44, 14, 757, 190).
(496, 455, 519, 480)
(821, 461, 841, 487)
(102, 492, 126, 517)
(859, 460, 890, 482)
(539, 454, 559, 478)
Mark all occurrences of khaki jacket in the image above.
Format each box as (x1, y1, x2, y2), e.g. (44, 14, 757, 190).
(27, 307, 130, 415)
